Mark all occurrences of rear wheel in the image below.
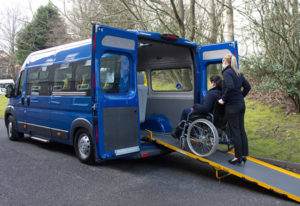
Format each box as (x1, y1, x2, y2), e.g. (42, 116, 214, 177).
(7, 116, 24, 141)
(74, 129, 95, 164)
(186, 119, 219, 157)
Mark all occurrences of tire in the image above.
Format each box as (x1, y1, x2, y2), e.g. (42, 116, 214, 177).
(74, 129, 95, 164)
(7, 115, 24, 141)
(186, 119, 219, 157)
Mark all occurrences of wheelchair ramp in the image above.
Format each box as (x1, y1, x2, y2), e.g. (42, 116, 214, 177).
(143, 130, 300, 203)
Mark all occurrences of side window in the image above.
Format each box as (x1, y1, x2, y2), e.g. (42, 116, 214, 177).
(53, 63, 73, 92)
(14, 71, 25, 96)
(151, 68, 193, 92)
(27, 67, 50, 96)
(74, 60, 91, 95)
(207, 63, 222, 89)
(100, 53, 130, 94)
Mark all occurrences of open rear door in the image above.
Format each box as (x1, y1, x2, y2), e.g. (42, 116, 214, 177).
(197, 41, 239, 102)
(92, 24, 139, 160)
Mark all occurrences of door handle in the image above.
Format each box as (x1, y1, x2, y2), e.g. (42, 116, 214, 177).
(92, 104, 98, 111)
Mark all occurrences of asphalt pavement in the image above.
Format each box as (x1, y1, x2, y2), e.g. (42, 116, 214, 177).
(0, 118, 298, 206)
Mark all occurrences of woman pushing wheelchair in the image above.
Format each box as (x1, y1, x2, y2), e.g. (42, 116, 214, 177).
(219, 54, 251, 165)
(172, 54, 251, 166)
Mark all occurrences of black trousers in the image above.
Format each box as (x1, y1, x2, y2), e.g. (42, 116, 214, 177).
(181, 108, 193, 121)
(225, 102, 248, 159)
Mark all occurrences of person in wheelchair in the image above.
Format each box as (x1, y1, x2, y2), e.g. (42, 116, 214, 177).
(171, 75, 222, 139)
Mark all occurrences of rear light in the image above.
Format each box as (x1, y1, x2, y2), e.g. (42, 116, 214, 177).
(160, 34, 179, 41)
(95, 126, 99, 142)
(93, 73, 95, 89)
(141, 153, 148, 158)
(93, 34, 96, 51)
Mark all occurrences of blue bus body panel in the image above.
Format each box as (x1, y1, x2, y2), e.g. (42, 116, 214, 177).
(54, 44, 92, 63)
(18, 40, 94, 145)
(26, 41, 92, 68)
(130, 30, 198, 47)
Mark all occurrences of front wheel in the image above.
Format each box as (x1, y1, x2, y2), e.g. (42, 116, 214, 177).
(74, 129, 95, 164)
(186, 119, 219, 157)
(7, 116, 24, 141)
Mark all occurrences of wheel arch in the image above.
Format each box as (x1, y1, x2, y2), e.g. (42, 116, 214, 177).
(70, 118, 93, 146)
(4, 106, 15, 127)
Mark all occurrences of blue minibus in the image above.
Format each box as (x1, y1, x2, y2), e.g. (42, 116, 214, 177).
(4, 24, 239, 164)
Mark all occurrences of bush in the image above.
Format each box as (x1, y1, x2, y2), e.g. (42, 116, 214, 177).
(241, 55, 300, 113)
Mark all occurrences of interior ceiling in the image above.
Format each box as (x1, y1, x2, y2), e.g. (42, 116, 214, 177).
(137, 39, 193, 70)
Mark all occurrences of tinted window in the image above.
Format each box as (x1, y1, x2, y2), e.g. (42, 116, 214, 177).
(100, 53, 130, 94)
(151, 68, 193, 91)
(15, 71, 25, 96)
(53, 63, 73, 92)
(74, 60, 91, 95)
(51, 61, 91, 96)
(27, 67, 50, 96)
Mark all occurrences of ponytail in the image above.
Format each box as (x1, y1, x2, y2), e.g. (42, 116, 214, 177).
(223, 54, 240, 76)
(230, 55, 240, 76)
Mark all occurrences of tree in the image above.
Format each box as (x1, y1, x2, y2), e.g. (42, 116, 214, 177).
(224, 0, 234, 41)
(60, 0, 143, 39)
(61, 0, 231, 90)
(241, 0, 300, 112)
(0, 7, 23, 78)
(15, 3, 69, 65)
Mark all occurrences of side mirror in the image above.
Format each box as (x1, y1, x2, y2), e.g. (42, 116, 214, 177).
(5, 84, 14, 98)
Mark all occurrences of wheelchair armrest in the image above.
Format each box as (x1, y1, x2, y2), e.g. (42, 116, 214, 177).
(187, 113, 214, 122)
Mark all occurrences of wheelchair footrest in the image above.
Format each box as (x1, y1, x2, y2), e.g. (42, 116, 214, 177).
(219, 137, 233, 144)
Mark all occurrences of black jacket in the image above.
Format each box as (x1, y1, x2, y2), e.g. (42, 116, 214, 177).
(193, 87, 222, 114)
(222, 66, 251, 104)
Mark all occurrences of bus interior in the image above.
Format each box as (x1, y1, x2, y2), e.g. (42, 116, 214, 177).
(137, 38, 195, 131)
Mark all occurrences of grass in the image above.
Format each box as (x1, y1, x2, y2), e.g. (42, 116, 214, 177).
(245, 99, 300, 163)
(0, 95, 8, 118)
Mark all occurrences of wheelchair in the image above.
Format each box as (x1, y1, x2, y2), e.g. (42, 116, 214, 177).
(176, 103, 233, 157)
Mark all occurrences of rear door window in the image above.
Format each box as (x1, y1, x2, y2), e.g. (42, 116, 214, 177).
(100, 53, 130, 94)
(151, 68, 193, 91)
(207, 63, 222, 89)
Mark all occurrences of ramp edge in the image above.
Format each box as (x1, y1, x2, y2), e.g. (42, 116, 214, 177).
(228, 151, 300, 180)
(145, 131, 300, 203)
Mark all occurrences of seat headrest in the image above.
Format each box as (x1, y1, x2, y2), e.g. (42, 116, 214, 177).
(137, 73, 145, 85)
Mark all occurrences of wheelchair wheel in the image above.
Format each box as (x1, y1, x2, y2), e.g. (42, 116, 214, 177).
(186, 119, 219, 157)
